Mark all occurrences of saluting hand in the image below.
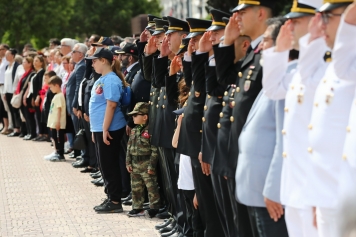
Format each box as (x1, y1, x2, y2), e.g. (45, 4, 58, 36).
(145, 36, 157, 55)
(275, 20, 293, 52)
(308, 13, 324, 44)
(160, 37, 171, 57)
(140, 29, 148, 42)
(344, 2, 356, 25)
(187, 39, 194, 57)
(224, 12, 241, 46)
(199, 31, 213, 53)
(264, 197, 284, 222)
(169, 56, 181, 76)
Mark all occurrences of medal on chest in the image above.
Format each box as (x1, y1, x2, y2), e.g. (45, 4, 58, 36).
(326, 88, 334, 104)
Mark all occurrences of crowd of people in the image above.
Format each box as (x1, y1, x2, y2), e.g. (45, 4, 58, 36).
(1, 0, 356, 236)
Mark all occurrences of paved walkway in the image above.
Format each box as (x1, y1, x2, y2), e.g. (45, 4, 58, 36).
(0, 134, 161, 237)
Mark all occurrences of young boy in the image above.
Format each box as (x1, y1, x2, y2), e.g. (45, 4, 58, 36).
(46, 76, 66, 162)
(126, 102, 160, 217)
(41, 71, 56, 144)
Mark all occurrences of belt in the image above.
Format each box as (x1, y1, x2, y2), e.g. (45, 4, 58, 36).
(132, 155, 150, 161)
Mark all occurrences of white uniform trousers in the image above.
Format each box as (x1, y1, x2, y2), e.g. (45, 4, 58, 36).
(316, 207, 337, 237)
(285, 206, 318, 237)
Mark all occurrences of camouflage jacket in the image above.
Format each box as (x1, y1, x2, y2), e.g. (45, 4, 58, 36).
(126, 124, 158, 172)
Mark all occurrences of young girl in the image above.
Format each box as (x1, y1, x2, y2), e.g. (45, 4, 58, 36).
(88, 48, 127, 213)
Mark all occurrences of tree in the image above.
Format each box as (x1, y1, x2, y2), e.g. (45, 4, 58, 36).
(0, 0, 161, 50)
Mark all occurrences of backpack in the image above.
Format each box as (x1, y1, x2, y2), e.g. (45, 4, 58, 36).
(120, 85, 131, 107)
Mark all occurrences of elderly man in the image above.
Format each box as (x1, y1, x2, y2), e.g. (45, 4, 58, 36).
(66, 43, 87, 160)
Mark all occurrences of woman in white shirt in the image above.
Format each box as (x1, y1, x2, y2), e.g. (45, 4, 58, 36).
(3, 49, 24, 136)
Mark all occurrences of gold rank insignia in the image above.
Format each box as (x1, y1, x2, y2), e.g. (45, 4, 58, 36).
(244, 80, 251, 91)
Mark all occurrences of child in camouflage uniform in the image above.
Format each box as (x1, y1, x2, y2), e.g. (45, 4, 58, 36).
(126, 102, 160, 217)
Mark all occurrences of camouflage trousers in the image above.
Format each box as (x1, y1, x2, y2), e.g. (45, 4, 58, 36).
(131, 160, 160, 209)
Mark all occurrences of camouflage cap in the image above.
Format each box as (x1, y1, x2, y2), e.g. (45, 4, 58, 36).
(128, 102, 149, 115)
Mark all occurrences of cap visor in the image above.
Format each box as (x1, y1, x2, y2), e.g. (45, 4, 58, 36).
(165, 29, 176, 34)
(152, 30, 165, 36)
(318, 3, 349, 12)
(127, 111, 139, 116)
(285, 12, 313, 19)
(207, 25, 225, 31)
(85, 55, 99, 60)
(173, 108, 185, 115)
(115, 50, 125, 54)
(176, 46, 188, 55)
(186, 32, 204, 39)
(91, 43, 103, 46)
(232, 4, 253, 12)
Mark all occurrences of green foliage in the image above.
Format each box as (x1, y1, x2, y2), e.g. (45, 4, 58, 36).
(0, 0, 161, 50)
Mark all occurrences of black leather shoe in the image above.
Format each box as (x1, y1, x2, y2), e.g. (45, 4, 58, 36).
(156, 211, 171, 219)
(91, 174, 102, 179)
(19, 133, 25, 138)
(94, 201, 123, 213)
(91, 177, 102, 184)
(166, 231, 180, 237)
(155, 219, 173, 230)
(80, 167, 98, 173)
(158, 207, 167, 214)
(94, 178, 104, 186)
(146, 208, 159, 218)
(161, 226, 178, 237)
(91, 170, 101, 177)
(73, 160, 89, 168)
(122, 199, 132, 206)
(159, 223, 177, 234)
(121, 193, 132, 202)
(8, 132, 20, 137)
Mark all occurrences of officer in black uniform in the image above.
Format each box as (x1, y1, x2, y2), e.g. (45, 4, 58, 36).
(195, 9, 243, 237)
(152, 17, 189, 235)
(175, 18, 225, 237)
(213, 0, 275, 236)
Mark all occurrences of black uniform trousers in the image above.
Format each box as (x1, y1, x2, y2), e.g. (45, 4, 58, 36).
(158, 147, 178, 216)
(182, 189, 204, 237)
(191, 158, 224, 237)
(211, 174, 238, 237)
(82, 118, 97, 168)
(94, 128, 125, 202)
(246, 206, 288, 237)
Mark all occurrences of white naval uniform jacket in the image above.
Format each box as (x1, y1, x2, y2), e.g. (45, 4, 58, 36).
(306, 45, 356, 208)
(332, 17, 356, 199)
(262, 34, 329, 209)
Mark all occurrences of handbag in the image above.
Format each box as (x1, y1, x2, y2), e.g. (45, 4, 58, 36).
(73, 120, 87, 150)
(11, 75, 31, 109)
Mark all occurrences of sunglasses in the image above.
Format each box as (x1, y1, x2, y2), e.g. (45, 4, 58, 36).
(133, 113, 145, 117)
(72, 50, 81, 54)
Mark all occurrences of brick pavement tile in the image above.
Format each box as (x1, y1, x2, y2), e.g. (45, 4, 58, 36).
(0, 135, 162, 237)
